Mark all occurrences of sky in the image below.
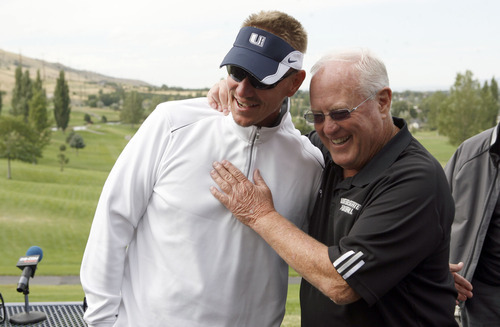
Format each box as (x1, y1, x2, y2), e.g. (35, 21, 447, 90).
(1, 0, 499, 92)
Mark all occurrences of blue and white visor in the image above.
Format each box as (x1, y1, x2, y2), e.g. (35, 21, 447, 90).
(220, 26, 304, 85)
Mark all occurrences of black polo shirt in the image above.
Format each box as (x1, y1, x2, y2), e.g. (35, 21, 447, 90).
(301, 118, 458, 327)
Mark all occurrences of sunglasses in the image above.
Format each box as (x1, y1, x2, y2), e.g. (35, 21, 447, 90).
(227, 65, 296, 90)
(303, 93, 376, 124)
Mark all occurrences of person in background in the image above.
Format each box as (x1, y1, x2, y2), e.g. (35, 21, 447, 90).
(80, 10, 323, 327)
(209, 48, 459, 326)
(445, 122, 500, 326)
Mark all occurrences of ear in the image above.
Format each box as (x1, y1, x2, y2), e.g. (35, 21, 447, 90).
(286, 70, 306, 97)
(377, 87, 392, 115)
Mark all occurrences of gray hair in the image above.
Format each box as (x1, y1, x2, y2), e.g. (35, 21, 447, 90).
(311, 48, 389, 97)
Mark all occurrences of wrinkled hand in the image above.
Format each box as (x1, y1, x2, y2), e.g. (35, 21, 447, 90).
(449, 262, 473, 304)
(207, 79, 230, 115)
(210, 160, 275, 226)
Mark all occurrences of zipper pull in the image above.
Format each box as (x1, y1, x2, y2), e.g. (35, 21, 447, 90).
(255, 127, 261, 142)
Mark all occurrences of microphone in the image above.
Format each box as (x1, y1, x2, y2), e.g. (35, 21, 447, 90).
(10, 246, 47, 325)
(16, 246, 43, 293)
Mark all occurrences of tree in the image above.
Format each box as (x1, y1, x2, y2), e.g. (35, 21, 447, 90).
(146, 94, 168, 116)
(29, 70, 50, 133)
(84, 113, 93, 124)
(490, 77, 499, 121)
(66, 129, 76, 144)
(391, 100, 410, 118)
(0, 116, 42, 179)
(121, 91, 144, 127)
(20, 70, 33, 121)
(11, 65, 23, 116)
(0, 89, 3, 114)
(10, 68, 34, 121)
(58, 144, 70, 172)
(26, 70, 52, 159)
(292, 116, 314, 135)
(491, 77, 499, 103)
(421, 91, 447, 130)
(409, 107, 418, 119)
(438, 71, 489, 145)
(10, 66, 35, 122)
(479, 81, 498, 129)
(53, 70, 71, 132)
(33, 69, 43, 92)
(69, 133, 85, 155)
(27, 89, 52, 157)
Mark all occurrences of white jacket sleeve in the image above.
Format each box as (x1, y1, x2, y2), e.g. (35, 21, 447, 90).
(80, 106, 172, 326)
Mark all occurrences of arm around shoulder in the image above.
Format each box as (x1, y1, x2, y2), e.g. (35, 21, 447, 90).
(210, 161, 360, 305)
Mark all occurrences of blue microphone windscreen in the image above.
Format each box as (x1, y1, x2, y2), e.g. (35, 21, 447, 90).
(26, 246, 43, 262)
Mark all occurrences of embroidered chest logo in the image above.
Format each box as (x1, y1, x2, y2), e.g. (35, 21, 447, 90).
(249, 33, 266, 47)
(339, 198, 362, 215)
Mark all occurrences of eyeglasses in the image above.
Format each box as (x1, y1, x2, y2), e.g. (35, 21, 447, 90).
(0, 293, 5, 323)
(303, 93, 376, 124)
(227, 65, 296, 90)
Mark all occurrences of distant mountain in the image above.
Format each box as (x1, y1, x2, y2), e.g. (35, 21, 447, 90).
(0, 48, 153, 105)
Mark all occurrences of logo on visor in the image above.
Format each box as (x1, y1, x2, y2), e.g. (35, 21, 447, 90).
(249, 33, 266, 47)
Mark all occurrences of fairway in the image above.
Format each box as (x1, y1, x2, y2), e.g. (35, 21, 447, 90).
(0, 121, 134, 276)
(411, 130, 457, 166)
(0, 108, 458, 327)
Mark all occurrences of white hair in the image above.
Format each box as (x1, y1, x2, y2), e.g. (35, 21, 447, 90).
(311, 48, 389, 97)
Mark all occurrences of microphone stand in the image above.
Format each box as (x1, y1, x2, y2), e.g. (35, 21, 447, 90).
(9, 285, 47, 325)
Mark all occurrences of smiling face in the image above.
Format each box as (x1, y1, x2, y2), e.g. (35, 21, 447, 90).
(226, 70, 305, 127)
(310, 61, 394, 178)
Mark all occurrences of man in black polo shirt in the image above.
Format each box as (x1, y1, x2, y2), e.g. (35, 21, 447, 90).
(209, 48, 458, 326)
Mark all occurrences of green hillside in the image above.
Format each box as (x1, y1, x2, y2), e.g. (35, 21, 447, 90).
(1, 107, 136, 276)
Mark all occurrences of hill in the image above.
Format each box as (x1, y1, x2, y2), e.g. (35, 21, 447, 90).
(0, 48, 182, 107)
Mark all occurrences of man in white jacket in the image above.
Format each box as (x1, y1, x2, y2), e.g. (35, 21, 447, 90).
(80, 10, 324, 327)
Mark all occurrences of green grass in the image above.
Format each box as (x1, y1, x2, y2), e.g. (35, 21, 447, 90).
(0, 109, 458, 327)
(0, 284, 85, 303)
(412, 129, 456, 166)
(0, 111, 137, 276)
(282, 284, 301, 327)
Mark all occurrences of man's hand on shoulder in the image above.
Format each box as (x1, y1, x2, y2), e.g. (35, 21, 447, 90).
(207, 79, 230, 115)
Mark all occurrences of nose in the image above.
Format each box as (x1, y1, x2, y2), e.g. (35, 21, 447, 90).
(320, 115, 341, 135)
(234, 77, 256, 98)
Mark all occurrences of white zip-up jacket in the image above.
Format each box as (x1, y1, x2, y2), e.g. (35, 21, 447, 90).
(81, 97, 324, 327)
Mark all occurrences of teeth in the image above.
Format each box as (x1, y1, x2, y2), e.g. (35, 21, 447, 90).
(237, 100, 258, 108)
(331, 136, 349, 145)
